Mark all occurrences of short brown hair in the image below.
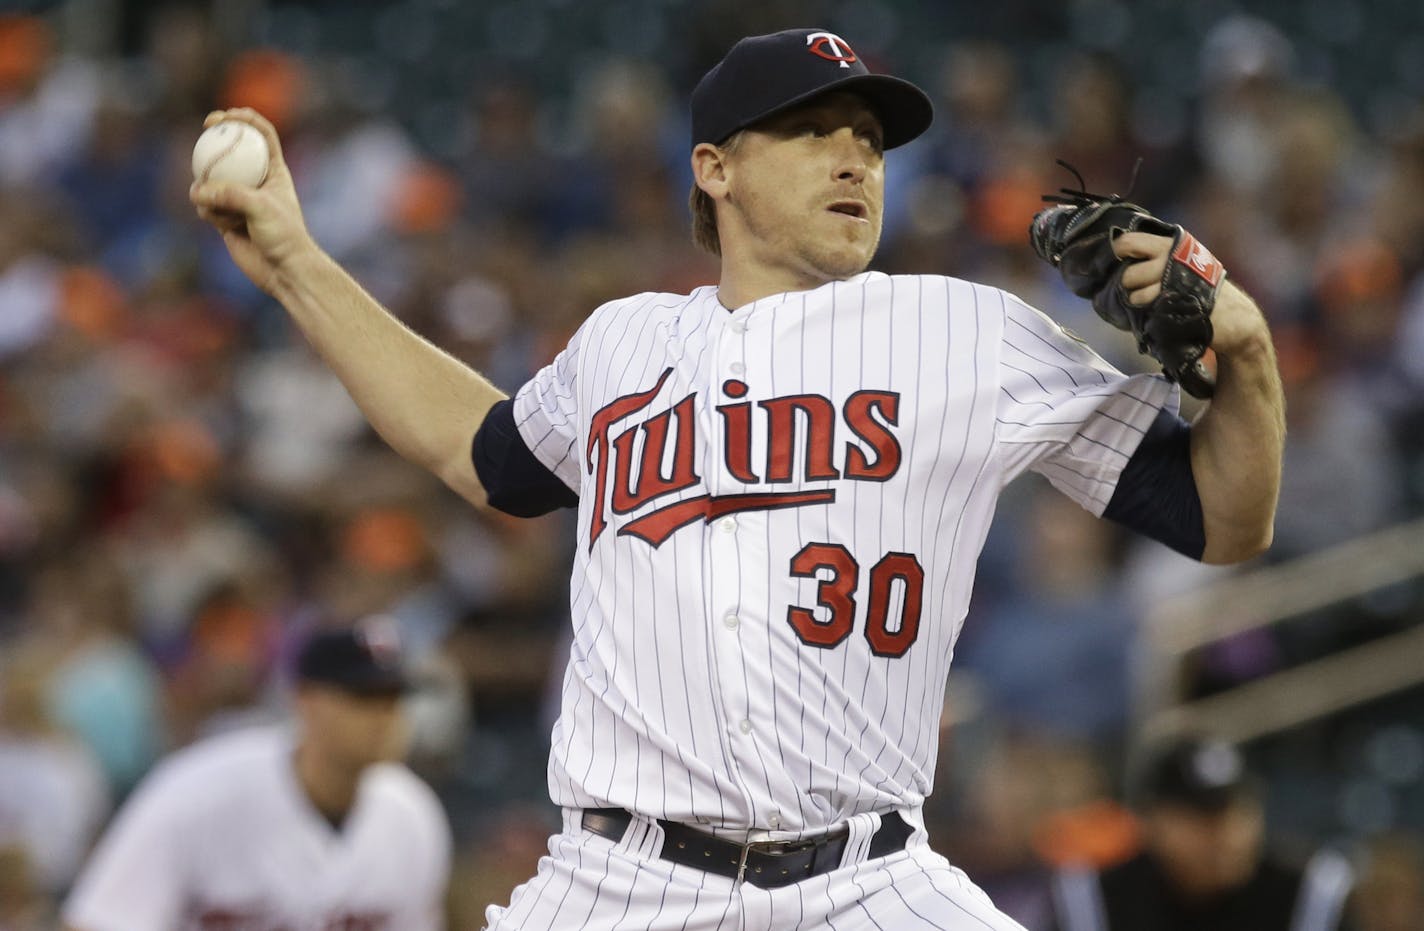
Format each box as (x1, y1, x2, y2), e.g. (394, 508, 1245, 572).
(688, 132, 744, 257)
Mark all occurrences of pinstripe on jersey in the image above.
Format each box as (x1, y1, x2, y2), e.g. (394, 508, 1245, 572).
(513, 271, 1174, 838)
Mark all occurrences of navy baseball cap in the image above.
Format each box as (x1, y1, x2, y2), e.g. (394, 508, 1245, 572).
(691, 28, 934, 150)
(1136, 735, 1257, 812)
(295, 617, 410, 697)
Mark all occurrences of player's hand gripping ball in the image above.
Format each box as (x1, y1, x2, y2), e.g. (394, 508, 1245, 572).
(191, 120, 270, 187)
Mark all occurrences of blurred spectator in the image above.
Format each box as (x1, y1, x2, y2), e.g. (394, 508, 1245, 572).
(302, 458, 472, 662)
(219, 48, 304, 134)
(549, 55, 692, 286)
(1052, 734, 1354, 931)
(0, 844, 49, 931)
(0, 198, 63, 361)
(459, 75, 564, 242)
(1350, 834, 1424, 931)
(1258, 93, 1365, 318)
(1315, 239, 1406, 382)
(143, 5, 224, 127)
(109, 466, 274, 648)
(1194, 15, 1297, 204)
(53, 82, 165, 286)
(886, 41, 1027, 285)
(931, 730, 1115, 930)
(925, 41, 1026, 195)
(1391, 273, 1424, 506)
(161, 579, 286, 745)
(0, 647, 110, 896)
(1047, 54, 1138, 196)
(22, 550, 163, 795)
(285, 64, 421, 268)
(232, 341, 370, 500)
(0, 14, 99, 186)
(445, 803, 560, 931)
(1373, 108, 1424, 272)
(1271, 322, 1403, 560)
(954, 483, 1136, 746)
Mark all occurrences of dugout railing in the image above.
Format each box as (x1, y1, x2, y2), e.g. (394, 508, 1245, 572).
(1136, 516, 1424, 743)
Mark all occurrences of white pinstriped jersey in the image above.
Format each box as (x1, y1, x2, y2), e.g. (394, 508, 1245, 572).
(513, 271, 1175, 838)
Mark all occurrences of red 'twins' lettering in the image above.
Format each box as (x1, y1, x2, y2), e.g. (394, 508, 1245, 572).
(585, 370, 903, 547)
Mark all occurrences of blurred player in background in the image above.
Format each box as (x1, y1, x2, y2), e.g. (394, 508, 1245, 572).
(63, 618, 452, 931)
(1052, 734, 1355, 931)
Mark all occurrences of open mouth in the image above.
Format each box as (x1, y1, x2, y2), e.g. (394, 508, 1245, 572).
(828, 201, 868, 220)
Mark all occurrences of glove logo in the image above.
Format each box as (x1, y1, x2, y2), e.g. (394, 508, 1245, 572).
(1173, 233, 1225, 286)
(806, 32, 857, 68)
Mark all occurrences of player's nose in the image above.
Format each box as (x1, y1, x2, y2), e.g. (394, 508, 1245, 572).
(828, 129, 868, 184)
(835, 163, 867, 185)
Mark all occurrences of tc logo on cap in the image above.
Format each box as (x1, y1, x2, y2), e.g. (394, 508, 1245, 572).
(806, 32, 857, 68)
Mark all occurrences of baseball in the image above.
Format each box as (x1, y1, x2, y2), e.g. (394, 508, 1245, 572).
(191, 120, 269, 187)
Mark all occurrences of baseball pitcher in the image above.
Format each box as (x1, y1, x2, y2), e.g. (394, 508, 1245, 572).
(189, 27, 1284, 931)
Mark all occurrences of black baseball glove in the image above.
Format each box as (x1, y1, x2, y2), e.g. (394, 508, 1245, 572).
(1028, 163, 1222, 399)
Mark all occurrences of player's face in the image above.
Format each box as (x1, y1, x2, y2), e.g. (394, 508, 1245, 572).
(722, 92, 886, 285)
(1145, 799, 1264, 898)
(299, 685, 408, 771)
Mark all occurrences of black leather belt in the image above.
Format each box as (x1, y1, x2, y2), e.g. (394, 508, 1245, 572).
(580, 808, 913, 889)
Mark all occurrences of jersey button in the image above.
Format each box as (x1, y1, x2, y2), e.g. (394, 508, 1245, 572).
(718, 516, 738, 534)
(729, 361, 745, 375)
(723, 614, 740, 630)
(730, 319, 747, 334)
(739, 719, 752, 735)
(768, 814, 782, 830)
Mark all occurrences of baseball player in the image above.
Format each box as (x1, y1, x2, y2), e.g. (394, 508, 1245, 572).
(63, 620, 452, 931)
(189, 26, 1284, 930)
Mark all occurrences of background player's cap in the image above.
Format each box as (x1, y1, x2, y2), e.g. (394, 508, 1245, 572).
(295, 616, 410, 697)
(691, 28, 933, 150)
(1135, 734, 1258, 812)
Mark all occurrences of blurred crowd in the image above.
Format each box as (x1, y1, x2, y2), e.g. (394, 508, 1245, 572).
(2, 2, 1424, 928)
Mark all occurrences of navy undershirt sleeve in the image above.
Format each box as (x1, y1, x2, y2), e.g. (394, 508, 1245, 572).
(1102, 407, 1206, 560)
(471, 399, 578, 517)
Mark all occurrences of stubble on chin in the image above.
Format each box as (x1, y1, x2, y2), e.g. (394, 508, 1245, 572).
(807, 223, 880, 281)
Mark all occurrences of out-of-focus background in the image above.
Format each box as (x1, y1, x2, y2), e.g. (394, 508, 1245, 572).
(2, 0, 1424, 927)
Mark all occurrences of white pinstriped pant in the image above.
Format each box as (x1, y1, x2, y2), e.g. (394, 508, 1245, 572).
(483, 808, 1029, 930)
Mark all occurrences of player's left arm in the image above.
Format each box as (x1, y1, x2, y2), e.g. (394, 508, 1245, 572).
(1116, 232, 1285, 565)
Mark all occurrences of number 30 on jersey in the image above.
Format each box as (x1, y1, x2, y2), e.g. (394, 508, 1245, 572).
(787, 543, 924, 657)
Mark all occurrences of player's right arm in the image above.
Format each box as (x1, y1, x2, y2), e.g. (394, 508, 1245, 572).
(189, 108, 502, 509)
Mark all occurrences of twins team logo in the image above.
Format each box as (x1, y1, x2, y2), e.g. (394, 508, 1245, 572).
(806, 32, 857, 68)
(585, 368, 901, 547)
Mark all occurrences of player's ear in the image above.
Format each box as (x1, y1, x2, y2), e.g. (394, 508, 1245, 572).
(691, 142, 732, 201)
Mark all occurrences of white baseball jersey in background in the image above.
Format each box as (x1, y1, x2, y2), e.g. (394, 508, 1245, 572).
(514, 271, 1174, 834)
(63, 725, 451, 931)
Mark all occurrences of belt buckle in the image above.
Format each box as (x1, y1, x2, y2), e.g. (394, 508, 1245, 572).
(734, 840, 758, 885)
(734, 836, 817, 885)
